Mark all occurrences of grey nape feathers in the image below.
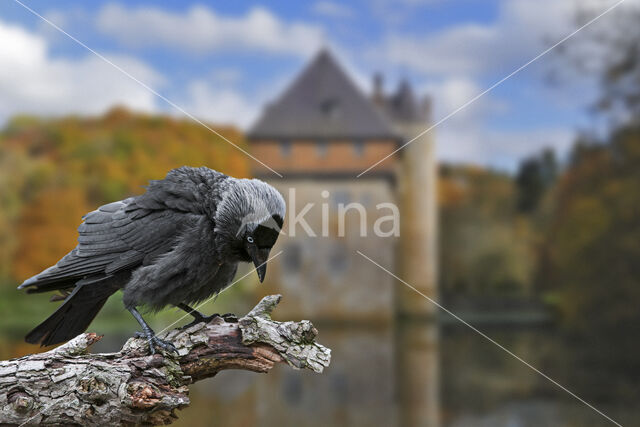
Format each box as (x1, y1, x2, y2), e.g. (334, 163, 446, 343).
(18, 167, 286, 354)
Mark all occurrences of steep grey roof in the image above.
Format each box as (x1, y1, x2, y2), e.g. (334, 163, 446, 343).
(248, 50, 399, 140)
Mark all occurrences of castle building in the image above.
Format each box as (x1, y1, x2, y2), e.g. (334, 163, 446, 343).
(247, 49, 437, 321)
(246, 49, 439, 426)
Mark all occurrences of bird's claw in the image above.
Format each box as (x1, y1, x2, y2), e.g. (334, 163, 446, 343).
(150, 336, 178, 355)
(221, 312, 238, 322)
(134, 331, 178, 355)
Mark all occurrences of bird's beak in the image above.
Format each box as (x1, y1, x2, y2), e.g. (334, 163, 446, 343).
(250, 248, 270, 283)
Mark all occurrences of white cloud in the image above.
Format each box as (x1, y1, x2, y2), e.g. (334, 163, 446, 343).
(422, 77, 575, 170)
(381, 24, 498, 77)
(0, 19, 161, 122)
(0, 17, 275, 130)
(422, 77, 538, 170)
(374, 0, 629, 78)
(370, 0, 444, 28)
(425, 77, 508, 122)
(312, 1, 354, 19)
(180, 80, 259, 129)
(422, 77, 570, 170)
(96, 3, 325, 57)
(370, 0, 635, 169)
(437, 126, 574, 171)
(210, 68, 243, 85)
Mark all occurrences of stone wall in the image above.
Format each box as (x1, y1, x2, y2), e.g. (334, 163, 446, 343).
(256, 179, 398, 323)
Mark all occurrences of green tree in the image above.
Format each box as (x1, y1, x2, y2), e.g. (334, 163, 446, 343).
(541, 3, 640, 340)
(439, 165, 536, 298)
(515, 149, 557, 213)
(540, 125, 640, 343)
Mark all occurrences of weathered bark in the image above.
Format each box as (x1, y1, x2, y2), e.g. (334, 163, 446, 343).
(0, 295, 331, 426)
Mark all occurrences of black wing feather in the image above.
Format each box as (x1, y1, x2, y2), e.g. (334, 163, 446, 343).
(20, 194, 201, 293)
(19, 167, 226, 293)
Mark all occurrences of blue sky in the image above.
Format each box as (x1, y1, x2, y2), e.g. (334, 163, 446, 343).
(0, 0, 627, 171)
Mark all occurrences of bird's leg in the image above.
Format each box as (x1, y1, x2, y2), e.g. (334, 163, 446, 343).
(177, 303, 222, 328)
(128, 307, 177, 355)
(177, 302, 212, 322)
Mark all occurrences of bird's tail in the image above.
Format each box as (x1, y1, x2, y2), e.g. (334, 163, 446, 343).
(25, 283, 117, 346)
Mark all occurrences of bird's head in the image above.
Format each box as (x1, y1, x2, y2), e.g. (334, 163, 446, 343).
(214, 178, 285, 282)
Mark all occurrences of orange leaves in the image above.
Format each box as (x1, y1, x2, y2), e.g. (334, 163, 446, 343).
(13, 188, 88, 280)
(1, 107, 250, 283)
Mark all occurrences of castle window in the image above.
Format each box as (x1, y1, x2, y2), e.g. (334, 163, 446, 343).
(332, 191, 350, 206)
(281, 140, 292, 157)
(316, 140, 328, 158)
(282, 244, 301, 273)
(320, 98, 341, 120)
(329, 243, 348, 276)
(354, 140, 365, 157)
(361, 192, 372, 207)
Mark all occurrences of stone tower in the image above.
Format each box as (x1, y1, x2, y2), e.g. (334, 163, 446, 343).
(373, 75, 438, 317)
(246, 50, 439, 427)
(373, 75, 440, 426)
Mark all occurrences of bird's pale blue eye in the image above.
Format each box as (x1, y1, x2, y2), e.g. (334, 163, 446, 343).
(247, 236, 254, 243)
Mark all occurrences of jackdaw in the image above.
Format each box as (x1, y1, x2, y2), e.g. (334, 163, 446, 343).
(18, 166, 285, 353)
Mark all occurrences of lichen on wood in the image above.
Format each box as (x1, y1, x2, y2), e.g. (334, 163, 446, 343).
(239, 294, 331, 372)
(0, 294, 330, 426)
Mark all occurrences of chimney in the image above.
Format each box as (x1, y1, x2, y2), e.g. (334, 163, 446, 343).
(372, 73, 384, 106)
(421, 95, 432, 122)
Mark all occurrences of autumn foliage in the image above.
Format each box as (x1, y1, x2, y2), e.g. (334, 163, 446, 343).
(438, 164, 537, 298)
(0, 107, 249, 283)
(539, 124, 640, 336)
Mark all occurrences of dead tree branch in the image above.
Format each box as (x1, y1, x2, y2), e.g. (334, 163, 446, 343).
(0, 295, 330, 426)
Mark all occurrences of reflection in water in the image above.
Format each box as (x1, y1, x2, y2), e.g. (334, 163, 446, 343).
(441, 325, 638, 427)
(181, 326, 399, 426)
(255, 326, 396, 426)
(3, 317, 638, 426)
(171, 321, 638, 427)
(397, 320, 440, 427)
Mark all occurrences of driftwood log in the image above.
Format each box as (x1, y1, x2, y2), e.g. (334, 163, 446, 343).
(0, 295, 331, 425)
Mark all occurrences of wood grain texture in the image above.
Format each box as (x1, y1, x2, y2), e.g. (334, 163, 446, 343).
(0, 295, 330, 426)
